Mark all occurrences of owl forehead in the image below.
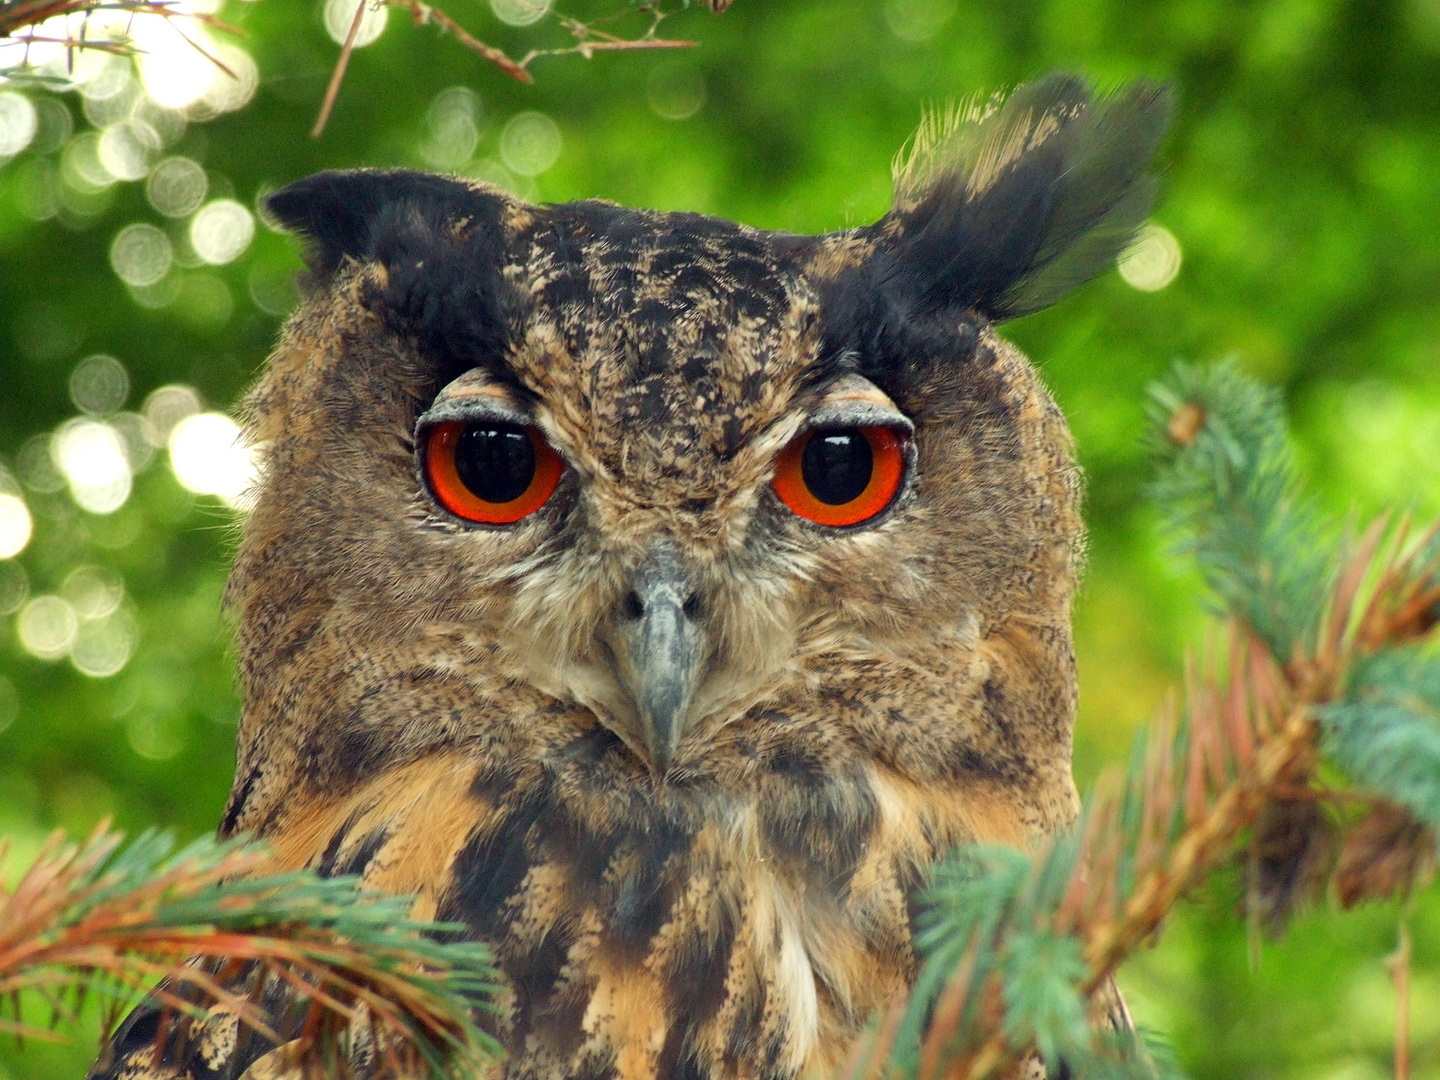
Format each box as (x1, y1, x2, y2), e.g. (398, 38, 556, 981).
(502, 203, 821, 482)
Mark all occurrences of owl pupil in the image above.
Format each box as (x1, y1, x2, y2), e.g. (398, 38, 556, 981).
(454, 424, 536, 504)
(802, 431, 873, 505)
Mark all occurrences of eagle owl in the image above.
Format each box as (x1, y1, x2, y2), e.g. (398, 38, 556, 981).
(95, 74, 1168, 1080)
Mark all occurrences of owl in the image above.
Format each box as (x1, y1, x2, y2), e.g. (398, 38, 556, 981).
(94, 74, 1168, 1080)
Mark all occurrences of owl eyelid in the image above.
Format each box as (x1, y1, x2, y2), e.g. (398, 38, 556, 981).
(801, 402, 913, 435)
(415, 397, 535, 432)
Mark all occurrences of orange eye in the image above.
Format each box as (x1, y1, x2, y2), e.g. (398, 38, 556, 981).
(423, 420, 563, 524)
(771, 426, 907, 527)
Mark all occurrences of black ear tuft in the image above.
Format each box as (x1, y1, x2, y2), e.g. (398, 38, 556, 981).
(878, 74, 1173, 322)
(264, 169, 492, 278)
(265, 169, 518, 388)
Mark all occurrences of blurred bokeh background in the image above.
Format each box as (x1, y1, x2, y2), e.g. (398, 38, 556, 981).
(0, 0, 1437, 1076)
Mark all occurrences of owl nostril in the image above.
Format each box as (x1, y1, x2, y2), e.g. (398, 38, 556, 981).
(622, 591, 646, 620)
(682, 592, 703, 621)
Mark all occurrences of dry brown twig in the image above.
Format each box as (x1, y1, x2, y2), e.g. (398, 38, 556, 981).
(1, 0, 708, 140)
(1387, 923, 1411, 1080)
(310, 0, 703, 137)
(0, 0, 240, 77)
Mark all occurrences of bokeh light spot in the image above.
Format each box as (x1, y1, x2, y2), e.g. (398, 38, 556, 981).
(133, 97, 187, 148)
(168, 412, 257, 506)
(63, 132, 117, 192)
(70, 354, 130, 415)
(18, 595, 79, 660)
(0, 495, 33, 559)
(97, 120, 160, 181)
(248, 265, 300, 316)
(110, 223, 174, 287)
(196, 44, 259, 116)
(17, 435, 65, 493)
(129, 274, 184, 310)
(15, 158, 60, 220)
(127, 712, 186, 760)
(134, 20, 218, 108)
(143, 384, 202, 445)
(500, 112, 561, 176)
(29, 97, 74, 155)
(71, 607, 138, 677)
(190, 199, 255, 264)
(110, 412, 158, 471)
(490, 0, 551, 25)
(174, 272, 234, 327)
(62, 565, 125, 620)
(1118, 223, 1182, 292)
(0, 91, 38, 157)
(882, 0, 957, 40)
(0, 676, 16, 734)
(0, 562, 29, 615)
(324, 0, 389, 46)
(53, 419, 133, 514)
(75, 50, 133, 103)
(647, 66, 706, 121)
(421, 87, 481, 168)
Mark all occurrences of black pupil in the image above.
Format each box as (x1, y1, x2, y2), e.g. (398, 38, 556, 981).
(801, 430, 873, 505)
(453, 424, 536, 504)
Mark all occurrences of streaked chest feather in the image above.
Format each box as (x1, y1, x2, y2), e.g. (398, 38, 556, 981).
(267, 746, 1017, 1080)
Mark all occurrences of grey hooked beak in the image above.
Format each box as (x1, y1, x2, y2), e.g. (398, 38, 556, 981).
(609, 546, 707, 776)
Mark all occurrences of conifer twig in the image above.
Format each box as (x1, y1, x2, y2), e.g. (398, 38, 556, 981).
(891, 361, 1440, 1080)
(0, 823, 500, 1077)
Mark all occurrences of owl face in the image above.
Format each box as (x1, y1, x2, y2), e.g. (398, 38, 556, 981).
(235, 181, 1058, 803)
(399, 201, 931, 780)
(228, 76, 1168, 849)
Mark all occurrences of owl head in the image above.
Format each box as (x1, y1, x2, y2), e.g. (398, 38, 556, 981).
(222, 75, 1169, 843)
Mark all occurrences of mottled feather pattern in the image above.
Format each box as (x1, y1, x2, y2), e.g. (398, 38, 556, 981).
(92, 76, 1168, 1080)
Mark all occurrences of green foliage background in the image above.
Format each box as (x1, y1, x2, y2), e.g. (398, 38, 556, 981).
(2, 0, 1439, 1076)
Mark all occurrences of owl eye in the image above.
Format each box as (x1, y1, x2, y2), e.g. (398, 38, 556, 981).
(423, 421, 563, 524)
(771, 426, 907, 527)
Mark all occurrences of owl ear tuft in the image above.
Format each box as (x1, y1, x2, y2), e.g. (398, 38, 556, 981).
(265, 169, 516, 387)
(264, 169, 495, 279)
(878, 74, 1173, 322)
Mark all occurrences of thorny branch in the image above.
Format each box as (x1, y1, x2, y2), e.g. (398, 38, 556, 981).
(0, 0, 710, 139)
(310, 0, 702, 137)
(0, 0, 239, 75)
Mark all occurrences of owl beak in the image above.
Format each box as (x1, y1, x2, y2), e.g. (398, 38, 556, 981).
(609, 548, 707, 776)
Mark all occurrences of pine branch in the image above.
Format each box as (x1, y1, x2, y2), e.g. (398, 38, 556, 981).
(884, 361, 1440, 1080)
(1146, 360, 1332, 663)
(0, 824, 501, 1078)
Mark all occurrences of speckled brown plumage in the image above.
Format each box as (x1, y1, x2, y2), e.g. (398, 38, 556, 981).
(93, 74, 1169, 1080)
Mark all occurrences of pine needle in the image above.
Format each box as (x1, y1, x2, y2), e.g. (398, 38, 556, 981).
(0, 824, 501, 1078)
(883, 360, 1440, 1080)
